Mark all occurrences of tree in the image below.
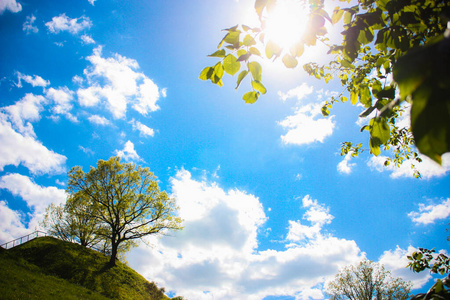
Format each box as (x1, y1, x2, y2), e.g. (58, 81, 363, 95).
(67, 156, 183, 266)
(200, 0, 450, 176)
(327, 260, 412, 300)
(42, 196, 104, 248)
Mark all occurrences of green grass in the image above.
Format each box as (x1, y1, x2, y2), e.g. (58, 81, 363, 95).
(0, 237, 177, 300)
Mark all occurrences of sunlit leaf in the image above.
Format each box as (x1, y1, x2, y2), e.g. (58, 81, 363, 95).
(243, 34, 256, 46)
(243, 91, 259, 104)
(290, 42, 304, 57)
(249, 47, 261, 56)
(208, 49, 226, 58)
(332, 7, 344, 24)
(248, 61, 262, 81)
(223, 54, 240, 75)
(236, 70, 248, 89)
(282, 54, 298, 68)
(199, 67, 214, 81)
(251, 80, 266, 94)
(265, 40, 281, 59)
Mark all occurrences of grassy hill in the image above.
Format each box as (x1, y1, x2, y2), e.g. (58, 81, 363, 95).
(0, 236, 182, 300)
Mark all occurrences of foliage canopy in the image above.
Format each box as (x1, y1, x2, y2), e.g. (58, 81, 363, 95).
(201, 0, 450, 176)
(327, 260, 412, 300)
(63, 156, 182, 266)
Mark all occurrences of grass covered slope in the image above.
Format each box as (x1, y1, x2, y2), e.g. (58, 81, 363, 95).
(0, 237, 172, 300)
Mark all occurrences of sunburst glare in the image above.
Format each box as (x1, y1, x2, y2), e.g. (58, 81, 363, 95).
(264, 0, 309, 50)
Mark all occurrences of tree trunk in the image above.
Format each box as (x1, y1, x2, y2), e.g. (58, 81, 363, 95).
(109, 240, 118, 266)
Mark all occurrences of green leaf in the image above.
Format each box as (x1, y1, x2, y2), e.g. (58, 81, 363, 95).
(248, 61, 262, 81)
(369, 117, 390, 155)
(235, 70, 248, 89)
(199, 67, 214, 81)
(282, 54, 298, 68)
(223, 54, 241, 76)
(249, 47, 261, 56)
(237, 49, 247, 57)
(237, 53, 251, 62)
(224, 30, 241, 46)
(290, 42, 304, 57)
(332, 7, 344, 24)
(255, 0, 268, 18)
(243, 91, 259, 104)
(322, 106, 330, 116)
(208, 49, 226, 58)
(359, 85, 372, 107)
(350, 90, 358, 105)
(251, 80, 266, 94)
(265, 40, 281, 59)
(243, 34, 256, 46)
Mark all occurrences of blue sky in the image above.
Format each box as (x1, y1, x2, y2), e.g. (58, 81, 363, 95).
(1, 0, 450, 299)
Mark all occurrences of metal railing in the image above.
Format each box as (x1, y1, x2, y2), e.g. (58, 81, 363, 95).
(0, 231, 47, 249)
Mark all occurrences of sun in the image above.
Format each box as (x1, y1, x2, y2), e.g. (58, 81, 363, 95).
(264, 0, 310, 51)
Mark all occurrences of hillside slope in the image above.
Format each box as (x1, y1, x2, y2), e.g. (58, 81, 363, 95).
(0, 237, 178, 300)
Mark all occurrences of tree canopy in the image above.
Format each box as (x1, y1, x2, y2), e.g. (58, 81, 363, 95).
(65, 156, 183, 266)
(327, 260, 412, 300)
(200, 0, 450, 176)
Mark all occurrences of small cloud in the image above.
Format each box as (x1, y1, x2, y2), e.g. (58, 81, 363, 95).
(278, 83, 313, 102)
(55, 179, 65, 186)
(16, 72, 50, 88)
(278, 103, 335, 146)
(23, 15, 39, 34)
(46, 14, 92, 35)
(88, 114, 111, 126)
(77, 46, 163, 119)
(88, 0, 96, 6)
(46, 87, 77, 122)
(79, 145, 94, 156)
(337, 152, 356, 175)
(0, 0, 22, 15)
(130, 118, 154, 137)
(81, 34, 95, 44)
(114, 140, 140, 162)
(408, 198, 450, 225)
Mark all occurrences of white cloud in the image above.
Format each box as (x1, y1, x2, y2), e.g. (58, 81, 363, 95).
(286, 196, 334, 242)
(408, 198, 450, 225)
(279, 103, 335, 145)
(114, 140, 140, 161)
(278, 83, 314, 102)
(378, 246, 432, 289)
(0, 173, 66, 218)
(16, 72, 50, 88)
(2, 93, 46, 137)
(23, 15, 38, 34)
(127, 169, 363, 300)
(0, 200, 30, 244)
(130, 118, 154, 137)
(79, 145, 94, 156)
(45, 14, 92, 34)
(46, 87, 77, 121)
(367, 153, 450, 179)
(0, 174, 66, 240)
(0, 0, 21, 14)
(88, 0, 96, 6)
(77, 46, 163, 119)
(88, 114, 111, 126)
(81, 34, 95, 44)
(337, 152, 356, 175)
(0, 114, 66, 174)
